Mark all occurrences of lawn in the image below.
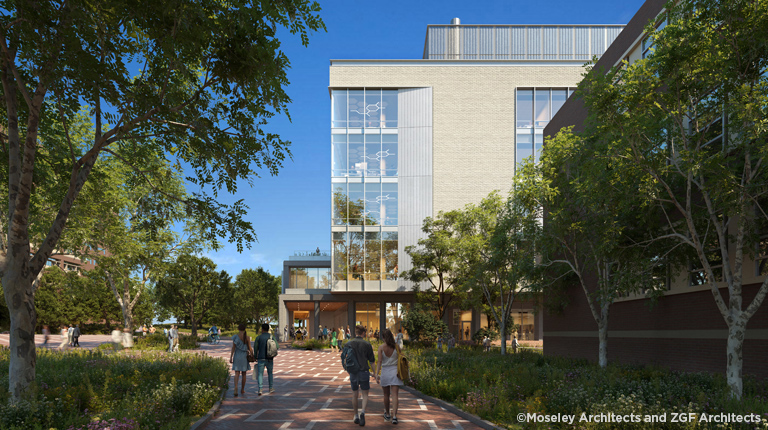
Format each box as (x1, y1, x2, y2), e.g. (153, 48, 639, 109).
(0, 348, 229, 430)
(407, 347, 768, 429)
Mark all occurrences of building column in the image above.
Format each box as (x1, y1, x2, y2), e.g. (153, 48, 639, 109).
(348, 300, 356, 331)
(314, 301, 320, 340)
(379, 300, 386, 337)
(535, 307, 544, 341)
(278, 296, 288, 342)
(471, 307, 481, 340)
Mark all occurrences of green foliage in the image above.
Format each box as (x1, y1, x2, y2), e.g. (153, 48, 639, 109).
(401, 305, 448, 342)
(0, 347, 229, 429)
(133, 333, 198, 351)
(406, 346, 768, 429)
(155, 254, 226, 337)
(291, 338, 328, 350)
(402, 214, 465, 319)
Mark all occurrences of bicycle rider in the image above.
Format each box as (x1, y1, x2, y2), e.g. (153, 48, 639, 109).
(208, 324, 220, 343)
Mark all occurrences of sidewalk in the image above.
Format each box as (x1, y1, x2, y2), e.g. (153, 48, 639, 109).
(205, 345, 484, 430)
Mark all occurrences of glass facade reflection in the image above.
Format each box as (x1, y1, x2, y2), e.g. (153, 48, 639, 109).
(356, 303, 380, 337)
(289, 267, 331, 289)
(332, 89, 399, 288)
(515, 88, 575, 169)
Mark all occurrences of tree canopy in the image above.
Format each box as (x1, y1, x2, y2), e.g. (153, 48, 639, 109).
(0, 0, 325, 399)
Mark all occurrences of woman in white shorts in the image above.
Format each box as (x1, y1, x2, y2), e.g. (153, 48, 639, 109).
(375, 329, 403, 425)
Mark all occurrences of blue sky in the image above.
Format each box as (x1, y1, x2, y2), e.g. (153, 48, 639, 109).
(202, 0, 645, 278)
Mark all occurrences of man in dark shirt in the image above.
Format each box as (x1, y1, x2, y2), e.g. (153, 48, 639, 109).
(254, 323, 279, 395)
(345, 325, 375, 426)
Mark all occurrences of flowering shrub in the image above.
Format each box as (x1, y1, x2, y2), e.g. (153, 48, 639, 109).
(0, 347, 228, 429)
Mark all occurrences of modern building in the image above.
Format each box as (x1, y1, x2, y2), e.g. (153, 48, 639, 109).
(278, 19, 625, 341)
(543, 0, 768, 377)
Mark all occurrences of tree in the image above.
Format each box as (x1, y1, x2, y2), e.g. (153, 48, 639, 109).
(0, 1, 325, 398)
(401, 304, 448, 342)
(155, 254, 225, 337)
(453, 190, 541, 355)
(538, 131, 676, 367)
(233, 268, 281, 325)
(557, 0, 768, 397)
(401, 214, 464, 320)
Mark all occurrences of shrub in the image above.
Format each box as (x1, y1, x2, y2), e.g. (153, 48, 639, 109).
(291, 339, 327, 350)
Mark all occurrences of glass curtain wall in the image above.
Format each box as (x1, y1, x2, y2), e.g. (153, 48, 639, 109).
(332, 89, 399, 287)
(515, 88, 575, 169)
(289, 267, 331, 289)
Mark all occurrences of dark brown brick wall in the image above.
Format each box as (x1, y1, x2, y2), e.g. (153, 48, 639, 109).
(544, 283, 768, 378)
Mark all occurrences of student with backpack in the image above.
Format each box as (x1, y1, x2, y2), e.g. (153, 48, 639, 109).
(375, 329, 407, 425)
(254, 323, 279, 395)
(341, 325, 375, 426)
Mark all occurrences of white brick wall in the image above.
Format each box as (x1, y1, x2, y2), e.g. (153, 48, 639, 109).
(330, 63, 585, 214)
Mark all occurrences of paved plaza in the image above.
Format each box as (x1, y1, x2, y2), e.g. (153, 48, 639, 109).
(0, 334, 485, 429)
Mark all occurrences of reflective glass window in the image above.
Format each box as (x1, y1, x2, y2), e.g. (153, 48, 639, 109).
(386, 303, 408, 336)
(365, 182, 381, 225)
(534, 134, 543, 163)
(332, 134, 347, 176)
(347, 134, 364, 177)
(332, 90, 347, 127)
(348, 183, 364, 225)
(381, 134, 398, 176)
(333, 232, 347, 280)
(516, 133, 533, 165)
(365, 134, 382, 176)
(364, 90, 382, 128)
(348, 90, 365, 128)
(350, 232, 365, 280)
(356, 303, 380, 336)
(382, 183, 398, 226)
(318, 268, 331, 289)
(551, 90, 568, 117)
(516, 90, 533, 128)
(364, 232, 381, 280)
(332, 183, 347, 225)
(535, 90, 550, 128)
(381, 91, 398, 128)
(382, 232, 398, 279)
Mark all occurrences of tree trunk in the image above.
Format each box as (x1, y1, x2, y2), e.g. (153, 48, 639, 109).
(122, 308, 133, 334)
(2, 271, 37, 400)
(499, 319, 507, 355)
(190, 306, 197, 337)
(726, 322, 745, 399)
(597, 320, 608, 367)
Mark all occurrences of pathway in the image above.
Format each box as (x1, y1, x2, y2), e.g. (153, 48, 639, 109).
(0, 334, 485, 429)
(203, 340, 483, 429)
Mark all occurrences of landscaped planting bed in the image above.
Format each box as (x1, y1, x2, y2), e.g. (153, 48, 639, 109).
(408, 347, 768, 429)
(0, 347, 228, 430)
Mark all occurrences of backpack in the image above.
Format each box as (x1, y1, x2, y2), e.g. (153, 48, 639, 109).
(396, 345, 410, 382)
(266, 335, 278, 358)
(341, 344, 361, 373)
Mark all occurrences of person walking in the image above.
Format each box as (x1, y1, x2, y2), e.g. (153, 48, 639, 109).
(42, 325, 50, 346)
(111, 327, 122, 351)
(512, 334, 519, 354)
(171, 325, 180, 352)
(436, 333, 443, 352)
(375, 329, 404, 425)
(59, 325, 70, 350)
(343, 325, 375, 426)
(229, 323, 253, 397)
(165, 327, 172, 352)
(284, 325, 288, 342)
(331, 327, 338, 351)
(447, 333, 455, 352)
(395, 328, 404, 349)
(483, 336, 491, 352)
(72, 324, 81, 347)
(346, 325, 351, 340)
(67, 324, 74, 347)
(318, 325, 324, 341)
(254, 323, 279, 395)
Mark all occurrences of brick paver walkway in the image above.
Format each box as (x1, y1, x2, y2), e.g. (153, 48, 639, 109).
(0, 334, 484, 429)
(203, 340, 483, 430)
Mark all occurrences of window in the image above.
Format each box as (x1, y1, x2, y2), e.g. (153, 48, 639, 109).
(641, 16, 667, 59)
(690, 248, 723, 286)
(332, 89, 398, 129)
(516, 88, 574, 169)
